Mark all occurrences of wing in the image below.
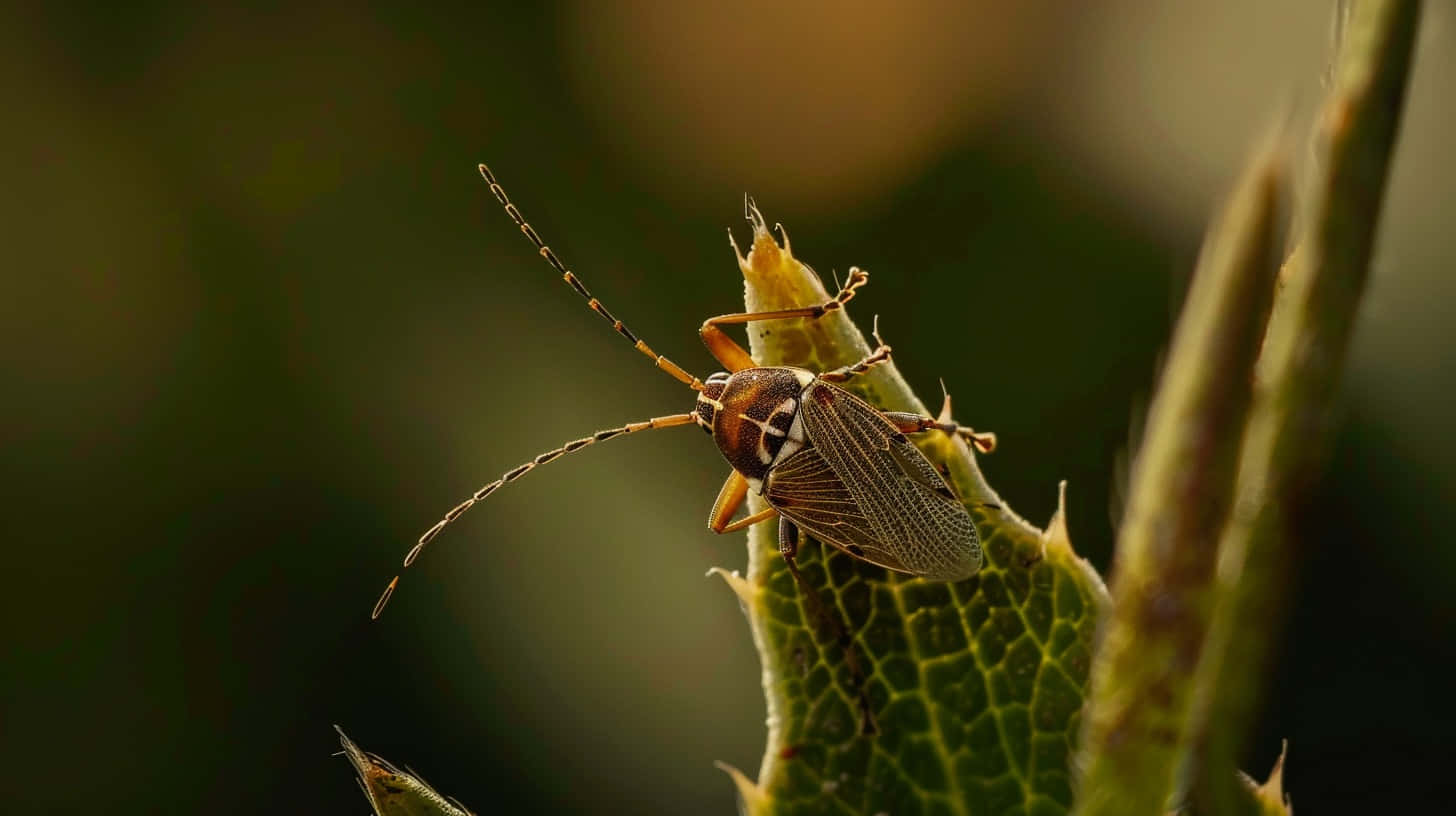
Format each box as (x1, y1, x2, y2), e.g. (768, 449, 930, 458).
(763, 443, 913, 574)
(776, 381, 979, 581)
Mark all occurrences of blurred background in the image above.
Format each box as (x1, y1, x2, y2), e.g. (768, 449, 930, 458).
(2, 1, 1451, 813)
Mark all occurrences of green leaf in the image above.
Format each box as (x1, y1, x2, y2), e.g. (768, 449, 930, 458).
(712, 212, 1108, 815)
(337, 726, 474, 816)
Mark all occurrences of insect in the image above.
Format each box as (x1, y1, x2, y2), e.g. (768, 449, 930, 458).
(372, 165, 997, 618)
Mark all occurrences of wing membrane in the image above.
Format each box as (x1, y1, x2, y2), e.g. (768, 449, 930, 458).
(764, 444, 911, 573)
(765, 382, 978, 580)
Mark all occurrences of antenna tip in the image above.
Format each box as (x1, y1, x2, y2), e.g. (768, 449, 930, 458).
(371, 576, 399, 620)
(477, 163, 491, 180)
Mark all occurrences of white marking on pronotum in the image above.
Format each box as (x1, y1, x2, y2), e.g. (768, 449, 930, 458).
(776, 409, 807, 463)
(737, 412, 788, 438)
(740, 397, 798, 464)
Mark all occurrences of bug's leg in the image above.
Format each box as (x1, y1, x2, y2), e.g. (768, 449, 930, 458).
(718, 507, 779, 534)
(698, 267, 871, 372)
(776, 522, 845, 654)
(707, 471, 749, 532)
(777, 516, 799, 559)
(819, 317, 893, 383)
(778, 520, 838, 648)
(778, 519, 878, 735)
(707, 470, 779, 533)
(881, 411, 998, 454)
(818, 343, 891, 383)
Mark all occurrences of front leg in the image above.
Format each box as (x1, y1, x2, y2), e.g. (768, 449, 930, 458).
(707, 470, 778, 533)
(698, 267, 871, 372)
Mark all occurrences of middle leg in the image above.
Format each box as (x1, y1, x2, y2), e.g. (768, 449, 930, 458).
(820, 316, 894, 384)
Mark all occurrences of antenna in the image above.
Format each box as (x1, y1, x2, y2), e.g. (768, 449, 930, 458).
(478, 164, 704, 391)
(373, 412, 698, 618)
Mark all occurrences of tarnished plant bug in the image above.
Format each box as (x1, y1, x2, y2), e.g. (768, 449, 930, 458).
(372, 165, 997, 619)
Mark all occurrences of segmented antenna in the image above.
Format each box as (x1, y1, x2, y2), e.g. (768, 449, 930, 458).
(477, 164, 704, 391)
(372, 412, 699, 618)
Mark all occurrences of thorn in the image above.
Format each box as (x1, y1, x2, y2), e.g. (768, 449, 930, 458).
(714, 760, 768, 813)
(706, 566, 756, 606)
(936, 378, 953, 425)
(728, 227, 746, 266)
(744, 195, 766, 233)
(773, 221, 791, 253)
(1041, 480, 1071, 556)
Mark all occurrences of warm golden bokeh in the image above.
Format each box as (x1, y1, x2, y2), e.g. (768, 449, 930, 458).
(563, 0, 1069, 212)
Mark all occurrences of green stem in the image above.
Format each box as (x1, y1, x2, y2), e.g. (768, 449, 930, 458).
(1073, 136, 1287, 816)
(1188, 3, 1421, 814)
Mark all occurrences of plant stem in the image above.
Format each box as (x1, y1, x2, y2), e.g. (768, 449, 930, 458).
(1188, 3, 1422, 813)
(1074, 135, 1287, 816)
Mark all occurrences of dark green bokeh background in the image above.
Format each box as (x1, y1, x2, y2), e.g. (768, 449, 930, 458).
(3, 3, 1452, 813)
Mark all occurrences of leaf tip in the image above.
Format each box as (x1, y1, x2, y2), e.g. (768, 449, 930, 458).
(731, 194, 780, 275)
(715, 759, 769, 815)
(733, 200, 827, 308)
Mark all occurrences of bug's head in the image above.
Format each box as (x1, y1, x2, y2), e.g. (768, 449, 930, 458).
(695, 371, 731, 432)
